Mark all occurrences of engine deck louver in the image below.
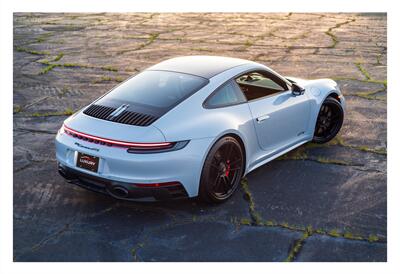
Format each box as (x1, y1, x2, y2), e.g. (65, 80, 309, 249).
(83, 104, 158, 127)
(83, 104, 116, 120)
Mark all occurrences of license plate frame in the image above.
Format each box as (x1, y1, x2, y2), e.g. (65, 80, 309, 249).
(76, 152, 99, 173)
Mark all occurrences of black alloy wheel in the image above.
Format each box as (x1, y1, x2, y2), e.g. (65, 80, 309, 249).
(199, 136, 244, 203)
(312, 97, 344, 144)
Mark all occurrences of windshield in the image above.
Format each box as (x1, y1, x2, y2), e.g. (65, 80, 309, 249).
(98, 70, 208, 110)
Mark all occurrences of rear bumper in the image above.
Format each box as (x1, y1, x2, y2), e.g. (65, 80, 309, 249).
(58, 163, 188, 201)
(55, 129, 214, 198)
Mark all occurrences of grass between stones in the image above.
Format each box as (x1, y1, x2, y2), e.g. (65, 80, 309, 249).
(101, 65, 119, 72)
(329, 136, 387, 155)
(14, 45, 118, 75)
(36, 32, 53, 43)
(92, 76, 124, 84)
(285, 229, 312, 262)
(53, 52, 64, 62)
(343, 231, 363, 241)
(13, 105, 23, 114)
(244, 39, 253, 47)
(356, 88, 386, 101)
(367, 79, 387, 88)
(27, 107, 74, 117)
(324, 18, 356, 48)
(131, 243, 145, 262)
(352, 62, 387, 100)
(277, 145, 357, 166)
(136, 33, 159, 50)
(277, 146, 308, 161)
(332, 77, 387, 88)
(355, 62, 372, 80)
(241, 178, 263, 225)
(302, 136, 387, 156)
(39, 64, 58, 75)
(284, 225, 381, 261)
(314, 156, 352, 166)
(118, 32, 160, 55)
(376, 53, 383, 65)
(239, 178, 384, 261)
(324, 31, 338, 49)
(332, 76, 387, 101)
(15, 46, 50, 55)
(38, 58, 119, 75)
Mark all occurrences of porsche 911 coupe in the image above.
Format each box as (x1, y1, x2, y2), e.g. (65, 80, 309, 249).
(56, 56, 345, 203)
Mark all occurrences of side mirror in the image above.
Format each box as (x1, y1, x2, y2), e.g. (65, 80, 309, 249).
(292, 83, 305, 96)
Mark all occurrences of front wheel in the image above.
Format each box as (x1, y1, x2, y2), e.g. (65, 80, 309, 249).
(199, 136, 244, 203)
(312, 97, 344, 144)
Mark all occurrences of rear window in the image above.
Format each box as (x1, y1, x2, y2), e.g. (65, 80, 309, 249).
(99, 70, 208, 110)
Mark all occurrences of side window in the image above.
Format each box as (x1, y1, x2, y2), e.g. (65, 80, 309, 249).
(205, 81, 247, 108)
(235, 71, 288, 101)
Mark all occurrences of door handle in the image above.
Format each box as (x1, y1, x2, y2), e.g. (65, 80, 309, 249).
(256, 114, 270, 123)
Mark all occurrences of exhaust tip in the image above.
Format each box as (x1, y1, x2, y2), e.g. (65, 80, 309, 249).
(58, 165, 77, 181)
(109, 186, 129, 198)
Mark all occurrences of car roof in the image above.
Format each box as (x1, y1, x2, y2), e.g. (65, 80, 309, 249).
(146, 55, 252, 79)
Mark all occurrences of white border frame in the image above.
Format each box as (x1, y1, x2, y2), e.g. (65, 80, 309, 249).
(1, 1, 398, 274)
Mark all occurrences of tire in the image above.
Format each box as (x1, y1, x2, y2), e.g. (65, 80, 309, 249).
(199, 136, 245, 203)
(312, 97, 344, 144)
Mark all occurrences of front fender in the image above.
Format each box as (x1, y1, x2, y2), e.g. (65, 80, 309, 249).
(303, 78, 345, 136)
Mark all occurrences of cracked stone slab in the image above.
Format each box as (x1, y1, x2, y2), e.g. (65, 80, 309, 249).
(337, 79, 385, 97)
(135, 222, 302, 262)
(13, 218, 74, 261)
(304, 144, 386, 173)
(14, 116, 64, 134)
(282, 141, 386, 174)
(246, 160, 386, 238)
(296, 234, 386, 262)
(341, 96, 386, 149)
(13, 127, 60, 172)
(16, 229, 134, 262)
(359, 63, 387, 81)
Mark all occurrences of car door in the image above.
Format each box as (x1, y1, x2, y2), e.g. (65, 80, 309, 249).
(235, 71, 311, 153)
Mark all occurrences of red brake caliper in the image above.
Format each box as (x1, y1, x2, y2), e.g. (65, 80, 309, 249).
(225, 160, 231, 177)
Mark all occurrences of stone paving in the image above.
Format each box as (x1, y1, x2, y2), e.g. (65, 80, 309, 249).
(13, 13, 387, 262)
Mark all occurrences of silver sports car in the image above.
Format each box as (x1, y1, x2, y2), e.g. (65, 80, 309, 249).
(56, 56, 345, 203)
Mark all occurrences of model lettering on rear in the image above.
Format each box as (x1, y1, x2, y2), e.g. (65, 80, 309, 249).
(74, 142, 99, 151)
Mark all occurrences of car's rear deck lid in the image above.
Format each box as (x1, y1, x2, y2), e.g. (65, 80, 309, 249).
(83, 104, 158, 127)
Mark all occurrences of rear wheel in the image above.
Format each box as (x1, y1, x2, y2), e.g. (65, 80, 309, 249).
(312, 97, 344, 144)
(199, 136, 244, 203)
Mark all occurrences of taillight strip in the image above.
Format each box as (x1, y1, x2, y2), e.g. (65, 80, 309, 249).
(63, 124, 173, 148)
(133, 182, 181, 188)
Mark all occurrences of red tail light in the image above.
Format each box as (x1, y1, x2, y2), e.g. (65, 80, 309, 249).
(133, 182, 181, 188)
(62, 124, 174, 149)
